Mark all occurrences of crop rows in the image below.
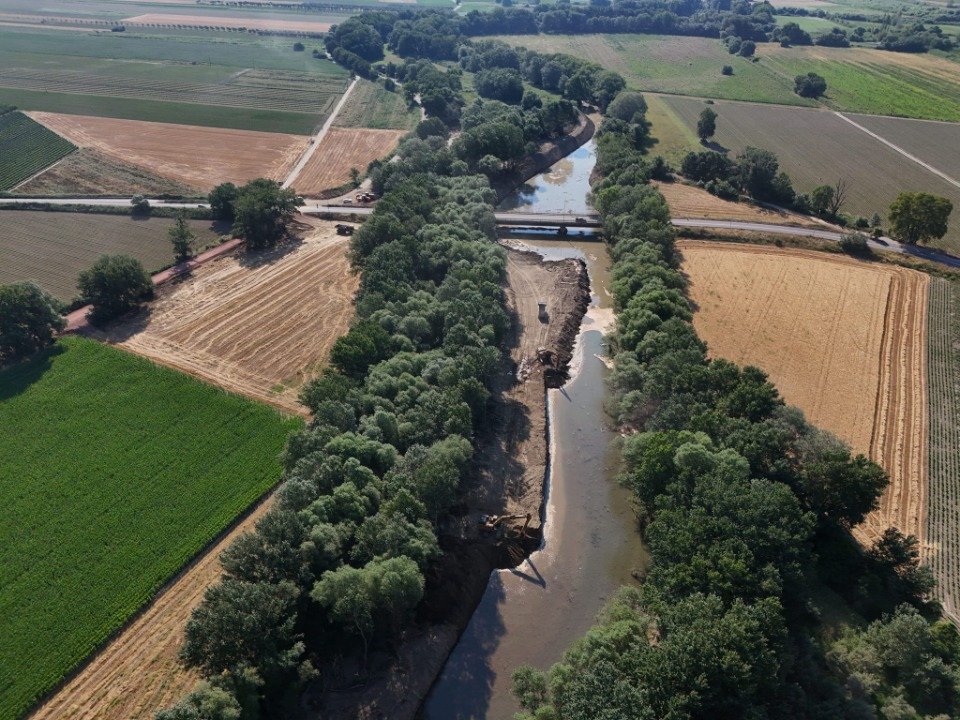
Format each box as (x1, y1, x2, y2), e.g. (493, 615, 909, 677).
(0, 68, 346, 115)
(0, 337, 300, 720)
(0, 111, 75, 190)
(925, 278, 960, 623)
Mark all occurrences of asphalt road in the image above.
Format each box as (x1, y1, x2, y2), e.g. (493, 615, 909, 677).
(2, 197, 958, 269)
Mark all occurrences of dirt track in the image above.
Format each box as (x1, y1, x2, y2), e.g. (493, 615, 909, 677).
(679, 240, 928, 545)
(29, 112, 308, 190)
(95, 220, 357, 415)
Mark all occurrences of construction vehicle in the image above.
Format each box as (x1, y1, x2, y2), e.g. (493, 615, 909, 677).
(335, 224, 354, 236)
(479, 512, 532, 538)
(355, 192, 376, 203)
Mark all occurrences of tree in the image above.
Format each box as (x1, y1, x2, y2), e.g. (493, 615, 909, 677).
(231, 179, 302, 250)
(735, 147, 780, 200)
(77, 255, 153, 325)
(799, 451, 887, 527)
(168, 213, 195, 263)
(154, 682, 241, 720)
(349, 167, 361, 187)
(0, 282, 64, 364)
(606, 91, 647, 123)
(794, 72, 827, 98)
(697, 107, 717, 142)
(293, 41, 305, 51)
(810, 184, 834, 216)
(208, 182, 238, 221)
(828, 177, 849, 217)
(130, 194, 151, 217)
(721, 64, 734, 75)
(888, 192, 953, 245)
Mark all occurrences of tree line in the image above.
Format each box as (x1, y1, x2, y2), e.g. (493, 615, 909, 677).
(510, 89, 960, 720)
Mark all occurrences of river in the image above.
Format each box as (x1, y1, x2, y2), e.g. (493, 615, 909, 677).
(422, 141, 647, 719)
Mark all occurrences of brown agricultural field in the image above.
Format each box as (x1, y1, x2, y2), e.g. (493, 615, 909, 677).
(654, 180, 822, 227)
(29, 112, 309, 190)
(123, 13, 332, 32)
(0, 210, 223, 301)
(293, 127, 406, 195)
(679, 241, 928, 546)
(15, 148, 200, 196)
(95, 220, 358, 414)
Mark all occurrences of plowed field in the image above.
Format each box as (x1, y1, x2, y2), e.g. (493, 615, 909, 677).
(679, 241, 928, 545)
(29, 112, 308, 190)
(293, 127, 406, 194)
(96, 221, 357, 414)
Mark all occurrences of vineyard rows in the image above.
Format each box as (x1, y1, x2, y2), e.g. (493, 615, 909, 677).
(925, 278, 960, 623)
(0, 68, 346, 116)
(0, 111, 74, 191)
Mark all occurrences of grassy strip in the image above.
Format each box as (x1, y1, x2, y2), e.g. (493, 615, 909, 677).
(0, 337, 301, 720)
(0, 88, 321, 134)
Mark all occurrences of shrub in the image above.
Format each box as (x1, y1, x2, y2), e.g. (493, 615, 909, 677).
(130, 194, 151, 217)
(721, 65, 733, 75)
(794, 72, 827, 98)
(839, 233, 870, 255)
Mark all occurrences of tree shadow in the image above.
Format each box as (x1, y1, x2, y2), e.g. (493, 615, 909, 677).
(0, 343, 66, 401)
(236, 233, 305, 270)
(701, 139, 730, 154)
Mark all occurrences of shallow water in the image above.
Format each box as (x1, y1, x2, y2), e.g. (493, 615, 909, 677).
(497, 141, 597, 216)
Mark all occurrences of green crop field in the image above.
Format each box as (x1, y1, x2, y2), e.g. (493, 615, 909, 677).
(0, 336, 300, 720)
(335, 79, 419, 130)
(0, 112, 75, 191)
(498, 33, 960, 121)
(0, 27, 348, 132)
(653, 95, 960, 252)
(926, 278, 960, 625)
(0, 210, 225, 301)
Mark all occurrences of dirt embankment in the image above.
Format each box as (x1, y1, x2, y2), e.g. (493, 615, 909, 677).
(309, 248, 590, 720)
(492, 113, 596, 202)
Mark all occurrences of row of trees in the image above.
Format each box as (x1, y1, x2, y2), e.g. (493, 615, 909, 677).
(511, 89, 955, 720)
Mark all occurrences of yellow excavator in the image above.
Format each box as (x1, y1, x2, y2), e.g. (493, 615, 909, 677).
(479, 512, 532, 538)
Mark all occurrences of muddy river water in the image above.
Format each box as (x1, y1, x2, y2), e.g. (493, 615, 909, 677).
(423, 142, 648, 719)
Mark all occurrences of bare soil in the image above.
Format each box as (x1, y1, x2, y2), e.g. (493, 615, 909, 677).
(679, 240, 929, 545)
(15, 148, 201, 196)
(310, 247, 589, 720)
(93, 220, 358, 415)
(29, 112, 308, 191)
(293, 127, 406, 195)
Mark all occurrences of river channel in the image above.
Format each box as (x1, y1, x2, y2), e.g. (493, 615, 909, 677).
(422, 141, 647, 718)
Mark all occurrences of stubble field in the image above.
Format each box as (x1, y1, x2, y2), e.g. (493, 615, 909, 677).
(30, 112, 309, 190)
(97, 221, 358, 414)
(679, 241, 929, 547)
(655, 180, 822, 226)
(293, 127, 406, 194)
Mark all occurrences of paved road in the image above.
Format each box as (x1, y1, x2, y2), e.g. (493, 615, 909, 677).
(2, 196, 958, 269)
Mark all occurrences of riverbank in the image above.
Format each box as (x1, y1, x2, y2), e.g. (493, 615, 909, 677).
(308, 247, 590, 720)
(492, 112, 597, 204)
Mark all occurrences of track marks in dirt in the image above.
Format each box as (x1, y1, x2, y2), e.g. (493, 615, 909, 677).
(679, 240, 928, 546)
(98, 222, 357, 414)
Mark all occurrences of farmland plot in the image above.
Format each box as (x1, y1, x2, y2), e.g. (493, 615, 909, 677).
(30, 112, 308, 190)
(0, 111, 75, 190)
(662, 96, 960, 253)
(679, 241, 928, 546)
(0, 211, 223, 301)
(0, 337, 299, 720)
(97, 221, 358, 413)
(293, 127, 406, 194)
(334, 79, 419, 130)
(15, 148, 200, 196)
(926, 279, 960, 623)
(654, 180, 821, 226)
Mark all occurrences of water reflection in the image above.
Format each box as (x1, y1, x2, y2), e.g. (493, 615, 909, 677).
(497, 142, 596, 215)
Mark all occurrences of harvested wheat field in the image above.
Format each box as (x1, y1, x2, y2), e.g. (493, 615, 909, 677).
(655, 181, 821, 227)
(26, 494, 273, 720)
(29, 112, 308, 190)
(679, 240, 929, 546)
(96, 220, 357, 415)
(293, 127, 405, 194)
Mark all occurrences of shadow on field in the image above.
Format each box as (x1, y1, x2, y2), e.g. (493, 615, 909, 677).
(237, 234, 305, 270)
(701, 139, 730, 154)
(0, 344, 66, 401)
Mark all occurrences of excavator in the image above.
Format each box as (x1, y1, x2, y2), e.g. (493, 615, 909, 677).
(479, 512, 532, 538)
